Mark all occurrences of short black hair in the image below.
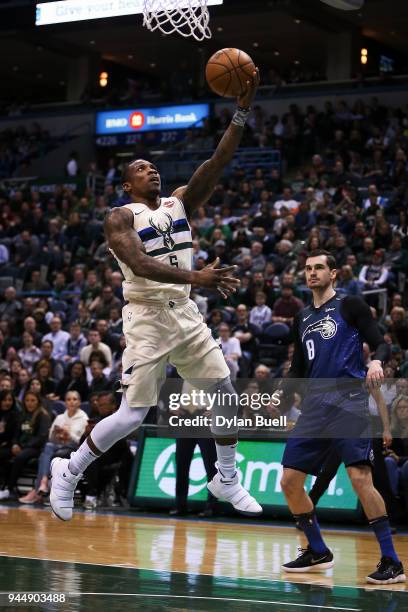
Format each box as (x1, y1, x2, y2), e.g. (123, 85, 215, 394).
(121, 159, 157, 184)
(307, 249, 337, 270)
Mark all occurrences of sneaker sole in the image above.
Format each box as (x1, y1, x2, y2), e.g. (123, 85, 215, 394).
(207, 482, 262, 516)
(366, 573, 406, 584)
(235, 508, 263, 517)
(282, 561, 334, 573)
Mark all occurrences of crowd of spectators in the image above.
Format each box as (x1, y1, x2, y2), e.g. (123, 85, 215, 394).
(0, 94, 408, 515)
(0, 124, 52, 179)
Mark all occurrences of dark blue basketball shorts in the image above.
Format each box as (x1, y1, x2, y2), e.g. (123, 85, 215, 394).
(282, 389, 373, 475)
(282, 436, 373, 476)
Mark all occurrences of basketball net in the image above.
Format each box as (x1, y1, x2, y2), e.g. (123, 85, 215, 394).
(143, 0, 212, 41)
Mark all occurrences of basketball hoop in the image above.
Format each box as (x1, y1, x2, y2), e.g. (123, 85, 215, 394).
(143, 0, 212, 41)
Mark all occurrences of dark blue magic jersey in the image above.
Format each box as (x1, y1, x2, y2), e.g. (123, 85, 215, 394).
(293, 293, 379, 379)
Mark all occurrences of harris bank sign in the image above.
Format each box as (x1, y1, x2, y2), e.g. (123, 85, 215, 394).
(95, 104, 209, 134)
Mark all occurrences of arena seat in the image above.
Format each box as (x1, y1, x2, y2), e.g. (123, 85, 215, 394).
(257, 323, 290, 368)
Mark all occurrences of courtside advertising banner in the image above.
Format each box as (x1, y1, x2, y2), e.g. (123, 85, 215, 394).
(95, 104, 210, 134)
(131, 434, 359, 511)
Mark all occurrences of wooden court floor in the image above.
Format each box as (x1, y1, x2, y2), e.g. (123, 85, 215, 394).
(0, 505, 407, 611)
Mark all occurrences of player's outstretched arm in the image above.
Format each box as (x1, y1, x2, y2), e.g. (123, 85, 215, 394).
(172, 69, 260, 214)
(104, 207, 240, 294)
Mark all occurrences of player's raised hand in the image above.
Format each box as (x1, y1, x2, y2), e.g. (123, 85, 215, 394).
(193, 257, 240, 298)
(366, 359, 384, 390)
(237, 67, 260, 109)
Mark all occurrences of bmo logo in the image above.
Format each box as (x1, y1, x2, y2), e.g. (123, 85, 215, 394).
(130, 112, 145, 129)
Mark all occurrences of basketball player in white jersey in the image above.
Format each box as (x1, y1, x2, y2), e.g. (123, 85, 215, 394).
(50, 69, 261, 521)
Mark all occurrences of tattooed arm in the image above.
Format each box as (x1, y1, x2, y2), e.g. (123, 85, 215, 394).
(104, 207, 240, 293)
(172, 69, 260, 214)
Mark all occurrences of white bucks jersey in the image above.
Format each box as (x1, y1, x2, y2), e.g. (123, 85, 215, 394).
(113, 197, 193, 303)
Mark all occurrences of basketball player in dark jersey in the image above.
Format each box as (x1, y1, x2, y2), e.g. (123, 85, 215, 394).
(280, 250, 405, 584)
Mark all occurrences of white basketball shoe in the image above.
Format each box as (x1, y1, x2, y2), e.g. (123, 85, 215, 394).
(207, 464, 262, 516)
(50, 457, 83, 521)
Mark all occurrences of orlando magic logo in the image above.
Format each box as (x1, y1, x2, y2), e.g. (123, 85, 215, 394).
(302, 315, 338, 342)
(149, 213, 175, 249)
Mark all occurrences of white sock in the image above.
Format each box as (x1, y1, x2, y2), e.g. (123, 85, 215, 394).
(69, 393, 149, 475)
(68, 440, 98, 475)
(215, 442, 237, 480)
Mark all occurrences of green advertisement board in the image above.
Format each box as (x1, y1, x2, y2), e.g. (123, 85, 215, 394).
(130, 429, 359, 515)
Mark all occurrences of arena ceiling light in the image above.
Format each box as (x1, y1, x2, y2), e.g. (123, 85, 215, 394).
(35, 0, 223, 26)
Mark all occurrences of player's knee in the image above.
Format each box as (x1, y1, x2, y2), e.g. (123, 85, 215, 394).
(280, 472, 302, 497)
(116, 392, 149, 434)
(349, 466, 371, 494)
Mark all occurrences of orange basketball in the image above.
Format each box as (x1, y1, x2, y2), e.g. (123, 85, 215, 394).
(205, 48, 256, 98)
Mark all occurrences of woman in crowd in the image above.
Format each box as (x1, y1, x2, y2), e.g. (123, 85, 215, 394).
(9, 357, 23, 388)
(19, 390, 88, 504)
(218, 323, 241, 380)
(0, 390, 20, 490)
(384, 395, 408, 510)
(56, 361, 89, 401)
(15, 368, 31, 403)
(385, 307, 408, 350)
(34, 359, 57, 397)
(0, 391, 50, 500)
(28, 377, 45, 396)
(207, 309, 223, 336)
(17, 331, 41, 374)
(76, 302, 95, 333)
(305, 234, 322, 252)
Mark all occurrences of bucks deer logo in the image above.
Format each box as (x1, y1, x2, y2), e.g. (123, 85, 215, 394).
(149, 213, 175, 249)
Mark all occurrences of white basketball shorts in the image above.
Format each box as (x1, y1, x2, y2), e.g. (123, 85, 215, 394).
(121, 298, 230, 408)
